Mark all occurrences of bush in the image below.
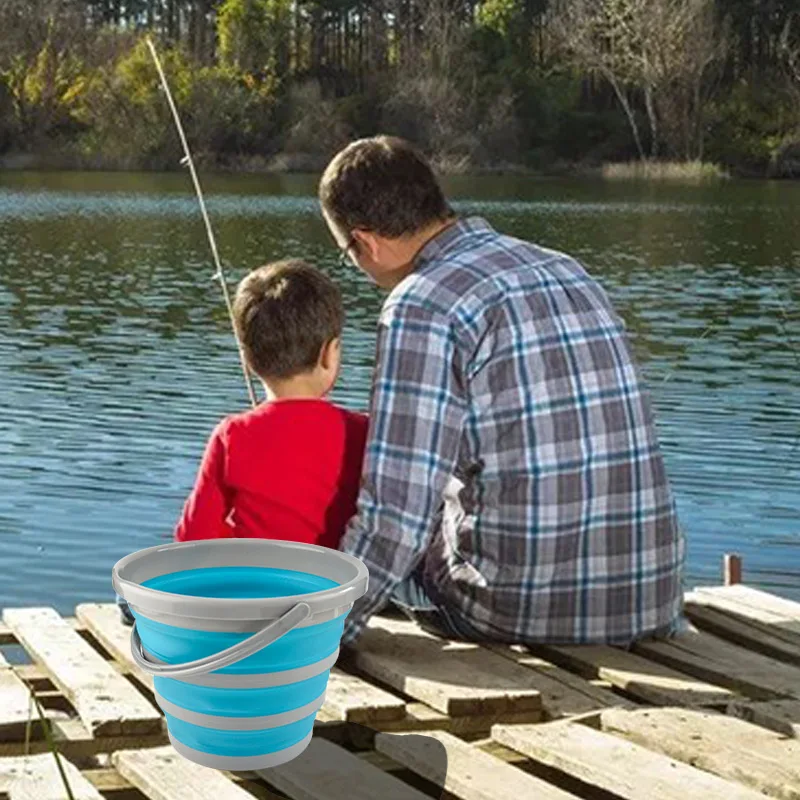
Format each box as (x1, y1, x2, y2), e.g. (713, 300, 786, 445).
(770, 136, 800, 178)
(279, 81, 354, 165)
(380, 74, 480, 167)
(74, 37, 280, 169)
(705, 79, 799, 175)
(602, 160, 729, 182)
(0, 81, 16, 153)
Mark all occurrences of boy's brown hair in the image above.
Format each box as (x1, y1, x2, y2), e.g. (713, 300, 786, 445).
(319, 135, 451, 239)
(233, 260, 343, 380)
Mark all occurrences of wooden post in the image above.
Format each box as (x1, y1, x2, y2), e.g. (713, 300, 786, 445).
(723, 553, 742, 586)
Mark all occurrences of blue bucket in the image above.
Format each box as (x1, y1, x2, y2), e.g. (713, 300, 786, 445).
(112, 539, 368, 770)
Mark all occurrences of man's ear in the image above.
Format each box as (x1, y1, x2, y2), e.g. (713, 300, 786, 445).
(353, 229, 381, 261)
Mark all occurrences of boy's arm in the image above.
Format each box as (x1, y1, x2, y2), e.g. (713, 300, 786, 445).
(339, 300, 467, 644)
(174, 421, 234, 542)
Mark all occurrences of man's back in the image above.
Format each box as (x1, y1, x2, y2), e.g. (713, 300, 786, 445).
(385, 217, 684, 644)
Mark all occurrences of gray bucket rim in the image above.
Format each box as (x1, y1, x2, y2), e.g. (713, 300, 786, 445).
(112, 539, 368, 623)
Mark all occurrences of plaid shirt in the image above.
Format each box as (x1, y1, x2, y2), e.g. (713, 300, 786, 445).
(341, 217, 684, 645)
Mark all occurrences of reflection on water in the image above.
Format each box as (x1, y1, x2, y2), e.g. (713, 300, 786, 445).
(0, 172, 798, 611)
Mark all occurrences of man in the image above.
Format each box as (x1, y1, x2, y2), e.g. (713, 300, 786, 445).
(320, 136, 684, 647)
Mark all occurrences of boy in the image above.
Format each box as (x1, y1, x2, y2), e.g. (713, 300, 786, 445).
(118, 260, 367, 624)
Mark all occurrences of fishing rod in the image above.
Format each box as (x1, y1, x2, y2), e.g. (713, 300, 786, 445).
(146, 37, 259, 409)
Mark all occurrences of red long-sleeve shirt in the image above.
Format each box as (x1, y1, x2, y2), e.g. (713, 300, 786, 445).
(174, 398, 368, 549)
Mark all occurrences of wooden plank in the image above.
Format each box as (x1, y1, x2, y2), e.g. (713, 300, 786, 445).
(113, 746, 256, 800)
(728, 699, 800, 738)
(0, 753, 104, 799)
(0, 652, 43, 743)
(600, 707, 800, 800)
(258, 737, 431, 800)
(492, 721, 766, 800)
(694, 585, 800, 629)
(3, 607, 161, 737)
(685, 600, 800, 666)
(11, 665, 54, 691)
(349, 700, 542, 742)
(75, 603, 153, 691)
(473, 738, 532, 767)
(317, 669, 406, 724)
(81, 767, 132, 793)
(350, 617, 542, 717)
(0, 720, 166, 759)
(689, 588, 800, 645)
(0, 623, 15, 646)
(83, 766, 286, 800)
(376, 729, 575, 800)
(488, 644, 638, 717)
(635, 629, 800, 700)
(535, 643, 734, 706)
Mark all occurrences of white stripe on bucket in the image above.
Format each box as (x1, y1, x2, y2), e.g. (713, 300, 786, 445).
(147, 647, 340, 689)
(113, 539, 368, 627)
(168, 730, 314, 772)
(155, 690, 326, 731)
(130, 602, 354, 633)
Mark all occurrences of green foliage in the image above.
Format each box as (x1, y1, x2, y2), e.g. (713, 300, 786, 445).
(705, 79, 799, 174)
(0, 82, 14, 152)
(75, 37, 280, 169)
(0, 23, 87, 146)
(218, 0, 292, 79)
(477, 0, 520, 36)
(0, 1, 798, 176)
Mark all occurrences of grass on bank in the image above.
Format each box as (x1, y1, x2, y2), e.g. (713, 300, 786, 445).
(602, 160, 730, 182)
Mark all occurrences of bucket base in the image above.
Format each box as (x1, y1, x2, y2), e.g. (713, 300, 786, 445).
(168, 729, 313, 771)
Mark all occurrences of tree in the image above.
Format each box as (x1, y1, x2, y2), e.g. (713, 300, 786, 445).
(647, 0, 728, 160)
(780, 11, 800, 85)
(0, 0, 89, 145)
(217, 0, 292, 81)
(553, 0, 648, 159)
(555, 0, 727, 160)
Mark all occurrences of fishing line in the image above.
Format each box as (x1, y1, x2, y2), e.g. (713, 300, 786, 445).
(146, 37, 259, 408)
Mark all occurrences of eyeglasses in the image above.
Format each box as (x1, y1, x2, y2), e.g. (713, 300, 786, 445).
(337, 236, 357, 268)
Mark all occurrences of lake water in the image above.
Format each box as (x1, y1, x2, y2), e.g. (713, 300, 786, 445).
(0, 171, 798, 614)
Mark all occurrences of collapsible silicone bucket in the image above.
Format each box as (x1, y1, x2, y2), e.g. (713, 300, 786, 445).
(111, 539, 368, 770)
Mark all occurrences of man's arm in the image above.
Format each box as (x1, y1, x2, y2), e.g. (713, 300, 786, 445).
(174, 422, 234, 542)
(339, 299, 467, 644)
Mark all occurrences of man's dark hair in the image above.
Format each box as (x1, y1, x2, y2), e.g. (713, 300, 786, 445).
(319, 136, 451, 238)
(233, 260, 343, 380)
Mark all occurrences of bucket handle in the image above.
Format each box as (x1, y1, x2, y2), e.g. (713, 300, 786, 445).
(129, 601, 312, 679)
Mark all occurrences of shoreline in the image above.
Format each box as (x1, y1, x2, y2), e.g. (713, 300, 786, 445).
(1, 150, 773, 181)
(0, 150, 570, 178)
(0, 153, 788, 181)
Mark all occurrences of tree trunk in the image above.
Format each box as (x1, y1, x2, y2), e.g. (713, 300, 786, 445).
(604, 70, 646, 161)
(357, 3, 365, 91)
(312, 5, 323, 75)
(644, 85, 658, 159)
(294, 0, 302, 73)
(395, 0, 404, 67)
(693, 78, 704, 160)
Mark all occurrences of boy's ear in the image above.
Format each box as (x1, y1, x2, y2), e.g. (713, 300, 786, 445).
(319, 337, 341, 369)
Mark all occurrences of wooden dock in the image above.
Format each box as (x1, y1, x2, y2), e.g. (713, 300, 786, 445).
(0, 584, 799, 799)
